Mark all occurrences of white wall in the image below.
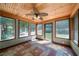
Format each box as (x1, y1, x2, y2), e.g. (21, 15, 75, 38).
(0, 37, 31, 49)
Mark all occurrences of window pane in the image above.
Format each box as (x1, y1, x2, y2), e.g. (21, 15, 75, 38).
(0, 16, 15, 41)
(56, 20, 69, 39)
(45, 24, 52, 40)
(30, 23, 35, 35)
(0, 24, 1, 41)
(74, 11, 78, 45)
(37, 24, 42, 35)
(19, 21, 28, 37)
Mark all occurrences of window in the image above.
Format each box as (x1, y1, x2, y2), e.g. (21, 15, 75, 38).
(19, 21, 28, 37)
(37, 24, 43, 35)
(74, 11, 78, 45)
(0, 24, 1, 41)
(30, 23, 35, 35)
(56, 20, 69, 39)
(0, 16, 15, 41)
(45, 23, 52, 40)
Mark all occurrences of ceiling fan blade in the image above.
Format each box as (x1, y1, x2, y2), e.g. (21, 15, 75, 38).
(26, 13, 33, 16)
(32, 3, 40, 14)
(39, 13, 48, 16)
(25, 4, 48, 20)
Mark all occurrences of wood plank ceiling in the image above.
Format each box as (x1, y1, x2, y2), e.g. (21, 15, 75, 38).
(0, 3, 77, 24)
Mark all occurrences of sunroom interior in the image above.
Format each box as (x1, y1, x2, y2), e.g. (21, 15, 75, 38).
(0, 3, 79, 56)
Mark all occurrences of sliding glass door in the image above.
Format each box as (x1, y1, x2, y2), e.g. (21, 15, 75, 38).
(45, 23, 52, 41)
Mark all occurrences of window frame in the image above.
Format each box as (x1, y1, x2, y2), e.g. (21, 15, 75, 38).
(0, 16, 16, 41)
(44, 23, 53, 41)
(37, 24, 43, 35)
(18, 20, 29, 38)
(73, 9, 79, 46)
(55, 19, 70, 39)
(78, 9, 79, 47)
(30, 23, 36, 36)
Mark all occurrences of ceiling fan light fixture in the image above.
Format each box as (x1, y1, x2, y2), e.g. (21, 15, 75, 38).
(33, 15, 42, 20)
(26, 4, 48, 20)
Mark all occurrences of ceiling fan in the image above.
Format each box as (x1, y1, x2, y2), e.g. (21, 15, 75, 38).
(26, 4, 48, 20)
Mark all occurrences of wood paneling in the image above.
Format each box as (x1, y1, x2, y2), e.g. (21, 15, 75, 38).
(0, 3, 76, 24)
(0, 10, 37, 24)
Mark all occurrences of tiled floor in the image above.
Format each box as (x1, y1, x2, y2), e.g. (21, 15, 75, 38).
(0, 40, 76, 56)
